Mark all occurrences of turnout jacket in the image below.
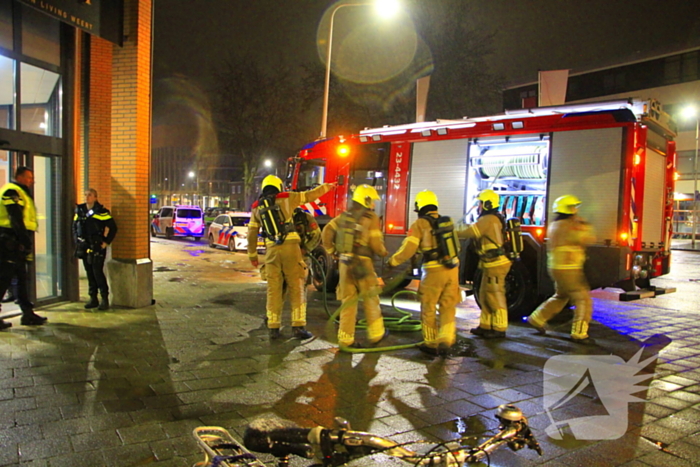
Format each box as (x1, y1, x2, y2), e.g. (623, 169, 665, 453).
(73, 202, 118, 251)
(322, 207, 388, 259)
(546, 215, 596, 270)
(456, 211, 510, 268)
(388, 211, 455, 269)
(247, 183, 334, 260)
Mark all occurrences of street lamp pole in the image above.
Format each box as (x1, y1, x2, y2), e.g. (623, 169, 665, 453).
(320, 2, 372, 139)
(692, 116, 699, 248)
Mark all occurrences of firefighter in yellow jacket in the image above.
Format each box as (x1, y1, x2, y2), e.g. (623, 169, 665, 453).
(322, 185, 388, 348)
(387, 190, 461, 355)
(248, 175, 336, 340)
(457, 189, 511, 339)
(527, 195, 596, 344)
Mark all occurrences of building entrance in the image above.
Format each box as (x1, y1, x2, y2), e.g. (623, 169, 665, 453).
(0, 149, 63, 305)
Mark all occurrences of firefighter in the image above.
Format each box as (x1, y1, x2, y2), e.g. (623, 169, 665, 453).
(387, 190, 461, 355)
(457, 189, 511, 339)
(527, 195, 596, 344)
(322, 185, 388, 348)
(248, 175, 336, 340)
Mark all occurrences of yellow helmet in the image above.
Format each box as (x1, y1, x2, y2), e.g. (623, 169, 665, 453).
(352, 184, 380, 208)
(477, 189, 500, 210)
(261, 174, 283, 192)
(553, 195, 581, 214)
(415, 190, 439, 211)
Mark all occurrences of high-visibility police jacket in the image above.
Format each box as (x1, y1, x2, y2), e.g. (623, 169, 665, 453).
(546, 215, 596, 270)
(247, 183, 334, 259)
(389, 211, 454, 269)
(456, 211, 510, 268)
(0, 182, 37, 232)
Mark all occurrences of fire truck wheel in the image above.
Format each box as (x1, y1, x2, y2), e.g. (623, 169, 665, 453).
(473, 260, 538, 321)
(311, 247, 339, 292)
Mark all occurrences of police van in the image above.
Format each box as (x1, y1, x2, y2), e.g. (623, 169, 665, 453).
(151, 205, 204, 240)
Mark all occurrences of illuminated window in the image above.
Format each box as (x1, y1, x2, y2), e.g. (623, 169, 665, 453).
(21, 62, 61, 137)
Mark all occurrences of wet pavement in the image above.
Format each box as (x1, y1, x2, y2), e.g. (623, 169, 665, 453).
(0, 238, 699, 466)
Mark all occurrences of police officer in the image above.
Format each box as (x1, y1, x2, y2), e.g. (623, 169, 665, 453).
(0, 167, 47, 328)
(457, 189, 511, 339)
(73, 188, 118, 310)
(527, 195, 596, 344)
(321, 185, 388, 348)
(248, 175, 336, 340)
(387, 190, 461, 355)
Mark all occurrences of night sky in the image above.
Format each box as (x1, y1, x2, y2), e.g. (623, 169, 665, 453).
(152, 0, 700, 124)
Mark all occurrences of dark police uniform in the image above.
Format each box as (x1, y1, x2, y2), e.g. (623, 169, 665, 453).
(73, 202, 118, 308)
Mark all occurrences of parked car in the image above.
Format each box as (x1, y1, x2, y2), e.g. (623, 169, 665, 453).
(208, 212, 264, 251)
(151, 205, 204, 240)
(204, 207, 224, 226)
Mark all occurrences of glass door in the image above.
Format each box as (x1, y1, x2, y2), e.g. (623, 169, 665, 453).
(32, 153, 62, 300)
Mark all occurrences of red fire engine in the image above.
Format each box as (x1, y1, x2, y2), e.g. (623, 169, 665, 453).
(288, 99, 677, 318)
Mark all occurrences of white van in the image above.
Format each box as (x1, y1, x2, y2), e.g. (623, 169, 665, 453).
(151, 205, 204, 240)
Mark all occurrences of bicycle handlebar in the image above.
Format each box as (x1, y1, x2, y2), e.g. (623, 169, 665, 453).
(241, 404, 542, 466)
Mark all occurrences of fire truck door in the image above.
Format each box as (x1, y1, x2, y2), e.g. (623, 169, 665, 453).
(548, 127, 624, 243)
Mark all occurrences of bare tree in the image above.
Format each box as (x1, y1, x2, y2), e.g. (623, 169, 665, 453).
(301, 0, 503, 136)
(211, 53, 312, 208)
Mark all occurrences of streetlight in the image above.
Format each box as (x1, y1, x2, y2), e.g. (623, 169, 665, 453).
(682, 105, 699, 248)
(188, 170, 199, 205)
(319, 0, 400, 138)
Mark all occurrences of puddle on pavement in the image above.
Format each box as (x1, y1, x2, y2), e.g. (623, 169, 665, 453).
(444, 338, 478, 358)
(169, 277, 185, 282)
(154, 266, 176, 272)
(185, 249, 212, 257)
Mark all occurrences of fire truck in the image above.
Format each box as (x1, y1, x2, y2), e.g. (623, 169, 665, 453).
(287, 99, 677, 318)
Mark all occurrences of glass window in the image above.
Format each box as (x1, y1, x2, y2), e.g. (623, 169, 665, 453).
(0, 1, 12, 51)
(297, 159, 327, 191)
(160, 207, 173, 217)
(21, 4, 60, 66)
(21, 62, 62, 136)
(231, 216, 250, 227)
(0, 150, 10, 184)
(176, 208, 201, 219)
(0, 54, 14, 129)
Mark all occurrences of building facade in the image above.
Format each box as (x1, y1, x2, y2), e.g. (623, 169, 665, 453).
(503, 48, 700, 237)
(0, 0, 153, 310)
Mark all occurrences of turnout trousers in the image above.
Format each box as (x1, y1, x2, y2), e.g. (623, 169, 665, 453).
(478, 262, 512, 332)
(529, 268, 592, 339)
(264, 240, 307, 329)
(418, 266, 460, 348)
(337, 258, 385, 347)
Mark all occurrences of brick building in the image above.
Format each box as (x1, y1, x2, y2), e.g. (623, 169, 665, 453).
(0, 0, 153, 309)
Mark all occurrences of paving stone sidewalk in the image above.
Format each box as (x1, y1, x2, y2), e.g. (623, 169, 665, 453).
(0, 241, 699, 466)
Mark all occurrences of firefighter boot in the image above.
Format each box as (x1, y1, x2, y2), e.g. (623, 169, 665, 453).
(98, 296, 110, 311)
(85, 295, 99, 309)
(269, 328, 282, 340)
(292, 326, 313, 340)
